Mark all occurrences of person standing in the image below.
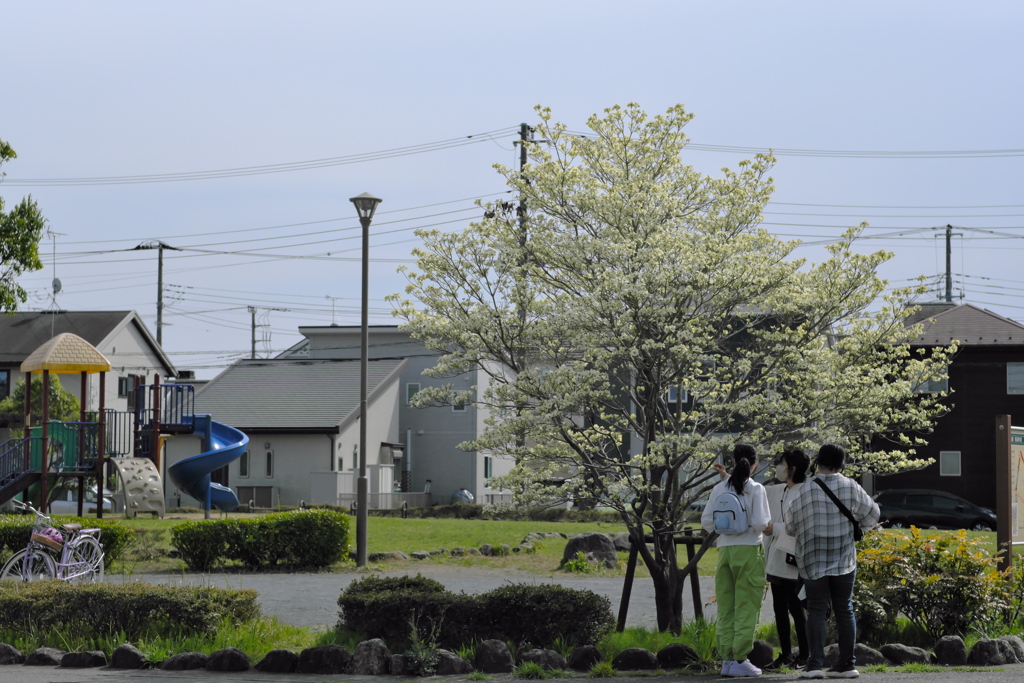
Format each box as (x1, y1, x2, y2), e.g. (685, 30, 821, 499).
(786, 444, 879, 680)
(761, 449, 810, 670)
(702, 443, 771, 678)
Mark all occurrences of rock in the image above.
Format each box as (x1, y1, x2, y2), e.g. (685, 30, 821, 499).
(348, 638, 390, 675)
(389, 654, 408, 676)
(411, 550, 430, 560)
(747, 639, 774, 668)
(255, 649, 299, 673)
(61, 651, 107, 668)
(467, 547, 480, 555)
(998, 635, 1024, 663)
(25, 647, 65, 666)
(934, 636, 968, 666)
(611, 647, 658, 670)
(823, 643, 887, 668)
(479, 544, 494, 556)
(429, 549, 448, 557)
(368, 550, 409, 562)
(298, 645, 351, 674)
(569, 645, 603, 671)
(608, 531, 632, 551)
(880, 644, 931, 665)
(513, 542, 534, 553)
(969, 638, 1016, 666)
(435, 648, 473, 675)
(206, 647, 251, 671)
(161, 652, 208, 670)
(519, 648, 567, 670)
(110, 643, 145, 669)
(499, 543, 512, 555)
(561, 532, 618, 569)
(475, 639, 514, 673)
(450, 546, 466, 556)
(0, 644, 25, 665)
(656, 642, 698, 669)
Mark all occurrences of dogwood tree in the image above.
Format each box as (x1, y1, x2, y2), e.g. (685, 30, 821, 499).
(0, 138, 46, 312)
(390, 104, 953, 632)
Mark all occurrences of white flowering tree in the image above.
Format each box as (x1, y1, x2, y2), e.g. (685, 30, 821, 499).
(390, 104, 954, 632)
(1, 138, 46, 313)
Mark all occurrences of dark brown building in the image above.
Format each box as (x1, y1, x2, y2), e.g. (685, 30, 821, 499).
(875, 303, 1024, 510)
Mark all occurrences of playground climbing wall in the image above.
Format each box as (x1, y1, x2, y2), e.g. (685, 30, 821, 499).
(111, 458, 165, 518)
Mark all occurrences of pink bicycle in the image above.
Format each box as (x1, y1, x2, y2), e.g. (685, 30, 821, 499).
(0, 500, 104, 582)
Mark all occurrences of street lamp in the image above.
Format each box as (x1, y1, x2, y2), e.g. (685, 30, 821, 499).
(349, 192, 382, 567)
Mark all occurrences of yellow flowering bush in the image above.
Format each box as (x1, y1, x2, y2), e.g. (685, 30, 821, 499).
(856, 528, 1008, 641)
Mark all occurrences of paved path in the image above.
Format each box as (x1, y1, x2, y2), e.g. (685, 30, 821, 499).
(110, 564, 774, 629)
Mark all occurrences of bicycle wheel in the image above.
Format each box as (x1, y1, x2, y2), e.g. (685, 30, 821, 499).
(0, 549, 56, 582)
(66, 535, 104, 582)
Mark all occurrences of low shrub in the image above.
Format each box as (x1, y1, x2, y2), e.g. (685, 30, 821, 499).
(0, 513, 133, 568)
(171, 509, 349, 570)
(337, 577, 613, 650)
(0, 581, 259, 641)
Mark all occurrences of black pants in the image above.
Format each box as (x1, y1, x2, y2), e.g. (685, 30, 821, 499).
(769, 576, 808, 659)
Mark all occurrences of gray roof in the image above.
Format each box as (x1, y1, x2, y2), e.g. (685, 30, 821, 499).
(194, 357, 408, 432)
(0, 310, 175, 372)
(911, 303, 1024, 346)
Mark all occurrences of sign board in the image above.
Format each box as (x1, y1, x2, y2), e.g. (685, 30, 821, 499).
(1013, 427, 1024, 544)
(996, 416, 1024, 568)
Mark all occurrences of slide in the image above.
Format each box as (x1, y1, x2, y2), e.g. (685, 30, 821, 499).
(168, 416, 249, 512)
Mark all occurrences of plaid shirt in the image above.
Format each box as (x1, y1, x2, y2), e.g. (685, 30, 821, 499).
(785, 473, 879, 581)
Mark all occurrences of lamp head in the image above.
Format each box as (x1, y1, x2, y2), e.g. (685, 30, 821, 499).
(349, 192, 383, 221)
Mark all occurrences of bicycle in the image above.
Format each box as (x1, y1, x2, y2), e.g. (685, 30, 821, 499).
(0, 500, 104, 582)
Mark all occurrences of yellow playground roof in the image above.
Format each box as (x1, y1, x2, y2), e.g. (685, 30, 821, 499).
(20, 333, 112, 374)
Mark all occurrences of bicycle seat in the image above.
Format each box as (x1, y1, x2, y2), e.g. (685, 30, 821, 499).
(61, 523, 83, 532)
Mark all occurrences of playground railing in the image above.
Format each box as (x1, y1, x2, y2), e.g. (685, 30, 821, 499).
(0, 436, 40, 487)
(137, 383, 195, 429)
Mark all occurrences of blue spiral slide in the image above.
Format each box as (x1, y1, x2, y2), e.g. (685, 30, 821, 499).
(168, 416, 249, 512)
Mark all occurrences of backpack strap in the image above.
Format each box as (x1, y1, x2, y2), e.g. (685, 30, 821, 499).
(813, 477, 861, 538)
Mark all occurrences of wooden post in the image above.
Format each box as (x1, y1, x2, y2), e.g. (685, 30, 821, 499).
(617, 541, 639, 632)
(996, 414, 1013, 570)
(97, 372, 106, 520)
(78, 370, 87, 517)
(40, 370, 50, 513)
(152, 373, 162, 470)
(686, 539, 703, 620)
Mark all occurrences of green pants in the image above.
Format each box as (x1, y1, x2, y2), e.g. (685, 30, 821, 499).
(715, 544, 765, 661)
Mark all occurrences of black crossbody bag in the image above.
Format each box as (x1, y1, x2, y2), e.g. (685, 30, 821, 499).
(813, 478, 864, 542)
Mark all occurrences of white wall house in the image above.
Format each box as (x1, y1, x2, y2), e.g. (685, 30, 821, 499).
(279, 325, 515, 505)
(161, 357, 408, 509)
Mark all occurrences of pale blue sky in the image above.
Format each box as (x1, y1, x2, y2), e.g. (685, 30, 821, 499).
(3, 1, 1022, 377)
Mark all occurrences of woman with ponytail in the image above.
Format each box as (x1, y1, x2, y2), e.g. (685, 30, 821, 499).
(702, 443, 771, 677)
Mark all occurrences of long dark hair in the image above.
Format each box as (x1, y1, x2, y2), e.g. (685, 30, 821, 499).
(728, 443, 757, 495)
(781, 448, 809, 484)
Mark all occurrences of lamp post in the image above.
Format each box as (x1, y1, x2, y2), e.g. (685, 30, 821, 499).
(349, 192, 382, 567)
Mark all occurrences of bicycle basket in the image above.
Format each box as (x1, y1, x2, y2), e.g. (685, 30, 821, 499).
(32, 526, 64, 551)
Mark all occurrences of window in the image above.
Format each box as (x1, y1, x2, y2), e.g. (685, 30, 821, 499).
(1009, 363, 1024, 394)
(452, 401, 467, 413)
(265, 450, 274, 478)
(0, 370, 9, 399)
(406, 382, 421, 405)
(939, 450, 961, 477)
(666, 387, 688, 403)
(117, 377, 130, 397)
(352, 444, 358, 470)
(238, 450, 250, 478)
(484, 455, 493, 479)
(918, 369, 949, 394)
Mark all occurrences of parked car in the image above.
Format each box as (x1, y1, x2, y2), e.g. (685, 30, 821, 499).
(48, 486, 115, 515)
(874, 488, 996, 531)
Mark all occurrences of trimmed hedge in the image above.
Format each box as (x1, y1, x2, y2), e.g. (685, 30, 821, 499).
(0, 581, 260, 640)
(0, 514, 134, 568)
(337, 576, 613, 649)
(171, 508, 350, 570)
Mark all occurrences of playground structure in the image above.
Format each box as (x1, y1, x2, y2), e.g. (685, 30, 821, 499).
(0, 333, 248, 517)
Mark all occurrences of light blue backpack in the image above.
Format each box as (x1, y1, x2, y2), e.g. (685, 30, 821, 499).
(712, 488, 749, 535)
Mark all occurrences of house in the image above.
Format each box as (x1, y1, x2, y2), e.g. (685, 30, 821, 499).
(874, 303, 1024, 510)
(162, 357, 408, 509)
(0, 310, 176, 433)
(278, 325, 514, 505)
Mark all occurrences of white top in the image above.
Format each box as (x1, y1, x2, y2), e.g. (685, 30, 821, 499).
(701, 478, 771, 547)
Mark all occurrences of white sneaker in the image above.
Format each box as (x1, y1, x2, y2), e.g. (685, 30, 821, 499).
(801, 668, 825, 679)
(732, 660, 762, 677)
(722, 660, 737, 676)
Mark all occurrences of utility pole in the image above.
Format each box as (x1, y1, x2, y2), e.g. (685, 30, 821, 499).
(248, 306, 289, 359)
(943, 224, 962, 303)
(133, 241, 181, 345)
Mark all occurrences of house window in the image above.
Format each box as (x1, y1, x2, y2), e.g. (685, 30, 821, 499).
(919, 376, 948, 394)
(406, 382, 421, 405)
(453, 402, 467, 413)
(666, 387, 688, 403)
(239, 451, 250, 478)
(265, 450, 274, 478)
(1009, 363, 1024, 394)
(939, 451, 961, 477)
(484, 455, 493, 479)
(0, 370, 9, 399)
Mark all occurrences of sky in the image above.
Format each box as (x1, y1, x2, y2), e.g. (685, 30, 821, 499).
(2, 1, 1022, 378)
